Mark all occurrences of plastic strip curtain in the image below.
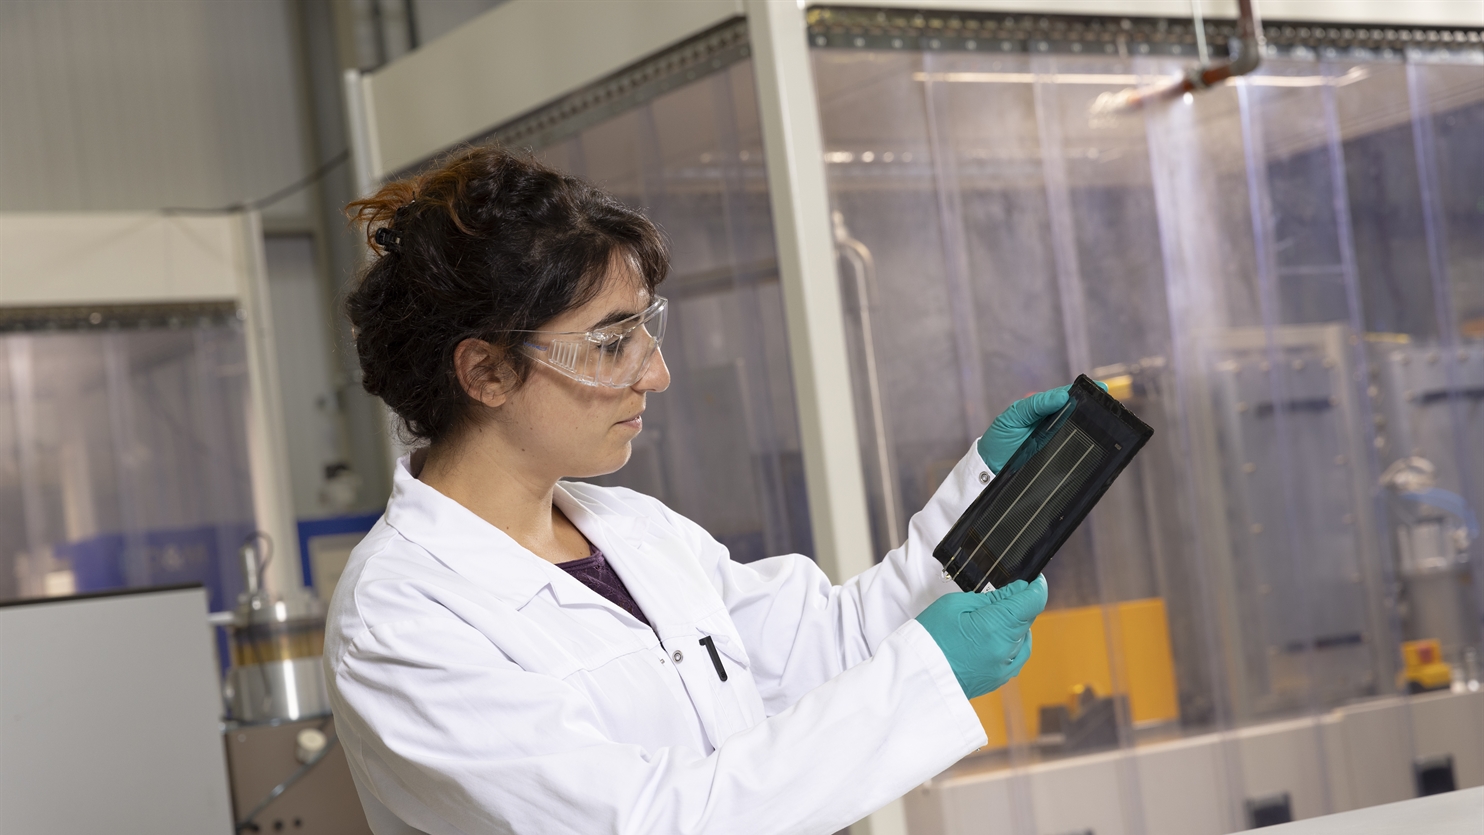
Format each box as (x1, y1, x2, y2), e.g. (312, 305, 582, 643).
(0, 325, 256, 609)
(532, 60, 812, 563)
(815, 34, 1484, 834)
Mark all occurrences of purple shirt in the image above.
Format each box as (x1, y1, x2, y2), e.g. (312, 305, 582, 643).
(558, 547, 651, 628)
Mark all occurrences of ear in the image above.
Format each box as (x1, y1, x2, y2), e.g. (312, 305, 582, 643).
(452, 338, 517, 408)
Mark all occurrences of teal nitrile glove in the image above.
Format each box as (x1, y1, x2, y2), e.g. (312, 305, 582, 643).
(978, 382, 1109, 473)
(916, 575, 1049, 699)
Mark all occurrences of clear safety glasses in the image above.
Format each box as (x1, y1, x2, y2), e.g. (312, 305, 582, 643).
(517, 297, 667, 388)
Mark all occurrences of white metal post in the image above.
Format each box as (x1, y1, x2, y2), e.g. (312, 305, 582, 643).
(746, 3, 905, 834)
(342, 67, 410, 471)
(237, 211, 307, 596)
(343, 68, 383, 193)
(745, 1, 873, 582)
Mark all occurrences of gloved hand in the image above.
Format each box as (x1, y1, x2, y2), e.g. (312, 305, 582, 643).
(916, 575, 1048, 699)
(978, 382, 1108, 474)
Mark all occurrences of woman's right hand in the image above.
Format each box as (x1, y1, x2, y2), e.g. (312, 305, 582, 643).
(915, 576, 1048, 699)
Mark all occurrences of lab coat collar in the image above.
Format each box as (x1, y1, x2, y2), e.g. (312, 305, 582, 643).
(382, 455, 700, 632)
(553, 484, 726, 638)
(381, 456, 637, 616)
(382, 450, 724, 640)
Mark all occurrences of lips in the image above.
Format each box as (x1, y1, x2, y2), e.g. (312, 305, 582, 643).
(617, 411, 644, 428)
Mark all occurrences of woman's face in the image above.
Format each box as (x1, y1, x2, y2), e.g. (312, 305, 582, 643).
(495, 268, 670, 481)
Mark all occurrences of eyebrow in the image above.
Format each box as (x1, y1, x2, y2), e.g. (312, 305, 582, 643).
(590, 309, 642, 330)
(588, 295, 654, 331)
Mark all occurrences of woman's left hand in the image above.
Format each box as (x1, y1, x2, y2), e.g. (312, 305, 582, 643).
(977, 381, 1107, 473)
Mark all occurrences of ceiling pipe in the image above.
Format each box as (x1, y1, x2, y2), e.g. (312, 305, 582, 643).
(1092, 0, 1265, 115)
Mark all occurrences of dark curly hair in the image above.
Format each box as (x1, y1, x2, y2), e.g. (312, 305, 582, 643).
(344, 145, 668, 446)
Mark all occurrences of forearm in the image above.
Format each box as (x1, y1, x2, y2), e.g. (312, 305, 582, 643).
(834, 440, 993, 652)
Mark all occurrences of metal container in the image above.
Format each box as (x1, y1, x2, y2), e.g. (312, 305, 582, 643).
(225, 656, 331, 724)
(218, 539, 331, 722)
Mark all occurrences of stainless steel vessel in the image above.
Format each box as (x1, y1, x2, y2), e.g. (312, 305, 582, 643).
(218, 539, 331, 722)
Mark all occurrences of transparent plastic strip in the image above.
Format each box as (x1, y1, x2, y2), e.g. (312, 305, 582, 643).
(921, 50, 991, 444)
(1319, 57, 1409, 696)
(1236, 74, 1337, 815)
(1034, 52, 1150, 834)
(103, 333, 151, 589)
(709, 65, 806, 558)
(1143, 60, 1250, 830)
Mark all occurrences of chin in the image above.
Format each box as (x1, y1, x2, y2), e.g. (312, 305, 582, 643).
(575, 441, 633, 480)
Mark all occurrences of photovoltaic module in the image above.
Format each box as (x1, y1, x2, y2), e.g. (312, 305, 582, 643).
(935, 375, 1154, 592)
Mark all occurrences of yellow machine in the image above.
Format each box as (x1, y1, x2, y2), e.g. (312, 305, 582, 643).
(1400, 639, 1453, 694)
(970, 598, 1179, 749)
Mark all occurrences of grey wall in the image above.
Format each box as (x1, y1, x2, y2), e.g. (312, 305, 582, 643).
(0, 0, 314, 226)
(336, 0, 505, 69)
(265, 234, 348, 521)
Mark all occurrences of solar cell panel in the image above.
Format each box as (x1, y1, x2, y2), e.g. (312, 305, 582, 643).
(936, 375, 1154, 592)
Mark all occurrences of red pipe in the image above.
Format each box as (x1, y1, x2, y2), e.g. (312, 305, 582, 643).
(1093, 0, 1265, 115)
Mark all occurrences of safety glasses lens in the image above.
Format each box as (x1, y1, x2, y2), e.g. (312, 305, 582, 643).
(527, 298, 666, 387)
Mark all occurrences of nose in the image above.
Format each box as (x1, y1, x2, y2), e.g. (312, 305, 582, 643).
(635, 346, 670, 393)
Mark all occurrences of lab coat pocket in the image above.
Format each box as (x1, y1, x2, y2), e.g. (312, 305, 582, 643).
(692, 620, 767, 745)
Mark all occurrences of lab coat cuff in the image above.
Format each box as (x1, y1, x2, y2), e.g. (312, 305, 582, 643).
(970, 442, 992, 482)
(962, 441, 993, 490)
(895, 619, 989, 750)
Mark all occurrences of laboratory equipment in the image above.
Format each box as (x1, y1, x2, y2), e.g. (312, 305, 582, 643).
(938, 375, 1152, 591)
(217, 536, 330, 723)
(224, 716, 370, 835)
(215, 536, 369, 833)
(1401, 639, 1454, 694)
(1373, 340, 1484, 664)
(805, 7, 1484, 831)
(217, 535, 365, 831)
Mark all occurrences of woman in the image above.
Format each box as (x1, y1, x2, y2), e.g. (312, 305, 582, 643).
(326, 146, 1058, 835)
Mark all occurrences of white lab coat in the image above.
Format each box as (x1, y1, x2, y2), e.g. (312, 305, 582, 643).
(325, 445, 993, 835)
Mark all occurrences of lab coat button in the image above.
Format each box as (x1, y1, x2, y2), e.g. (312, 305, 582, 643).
(672, 650, 684, 663)
(978, 471, 991, 484)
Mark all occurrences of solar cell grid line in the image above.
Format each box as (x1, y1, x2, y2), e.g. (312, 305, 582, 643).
(1002, 430, 1105, 556)
(978, 428, 1103, 590)
(970, 426, 1088, 550)
(984, 433, 1092, 549)
(948, 427, 1084, 584)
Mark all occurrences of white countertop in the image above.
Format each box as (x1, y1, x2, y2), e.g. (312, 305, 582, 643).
(1231, 787, 1484, 835)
